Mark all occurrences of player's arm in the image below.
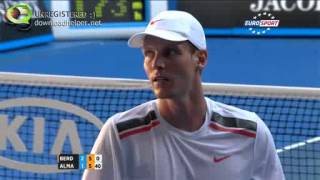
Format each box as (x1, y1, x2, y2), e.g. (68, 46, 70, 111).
(251, 115, 285, 180)
(82, 116, 122, 180)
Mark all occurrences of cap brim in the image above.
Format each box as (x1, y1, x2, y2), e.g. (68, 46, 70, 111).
(128, 29, 188, 48)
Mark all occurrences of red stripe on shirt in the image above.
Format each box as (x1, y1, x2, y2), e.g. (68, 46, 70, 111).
(119, 120, 160, 139)
(209, 122, 256, 138)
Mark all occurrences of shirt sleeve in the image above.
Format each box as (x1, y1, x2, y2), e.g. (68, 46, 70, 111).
(251, 115, 286, 180)
(82, 115, 122, 180)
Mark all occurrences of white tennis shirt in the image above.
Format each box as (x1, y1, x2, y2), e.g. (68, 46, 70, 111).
(82, 97, 285, 180)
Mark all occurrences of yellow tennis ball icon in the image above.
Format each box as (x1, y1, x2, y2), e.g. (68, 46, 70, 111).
(5, 3, 32, 25)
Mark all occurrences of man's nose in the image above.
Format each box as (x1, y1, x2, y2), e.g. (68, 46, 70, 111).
(152, 54, 165, 69)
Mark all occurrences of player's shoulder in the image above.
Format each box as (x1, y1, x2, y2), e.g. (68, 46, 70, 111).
(110, 100, 157, 123)
(206, 97, 259, 121)
(205, 97, 263, 138)
(107, 100, 158, 138)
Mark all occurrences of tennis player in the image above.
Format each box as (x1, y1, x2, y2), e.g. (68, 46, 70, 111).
(82, 10, 285, 180)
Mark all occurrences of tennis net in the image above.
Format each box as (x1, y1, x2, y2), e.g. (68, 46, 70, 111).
(0, 72, 318, 180)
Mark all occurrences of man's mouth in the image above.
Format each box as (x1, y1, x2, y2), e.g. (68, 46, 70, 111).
(152, 76, 169, 82)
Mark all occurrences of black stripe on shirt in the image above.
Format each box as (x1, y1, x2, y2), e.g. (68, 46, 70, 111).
(116, 110, 157, 133)
(211, 112, 257, 132)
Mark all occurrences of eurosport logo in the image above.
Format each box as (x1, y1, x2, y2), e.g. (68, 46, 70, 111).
(244, 12, 280, 35)
(0, 97, 103, 173)
(3, 2, 33, 30)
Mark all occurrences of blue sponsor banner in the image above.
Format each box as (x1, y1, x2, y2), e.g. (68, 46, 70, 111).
(0, 74, 153, 179)
(0, 73, 318, 179)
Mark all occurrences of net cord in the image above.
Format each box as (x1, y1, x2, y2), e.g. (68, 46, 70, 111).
(0, 72, 319, 99)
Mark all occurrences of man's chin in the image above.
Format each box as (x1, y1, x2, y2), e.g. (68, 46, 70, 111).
(153, 90, 172, 99)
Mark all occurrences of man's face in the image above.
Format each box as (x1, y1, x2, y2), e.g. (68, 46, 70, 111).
(142, 36, 200, 99)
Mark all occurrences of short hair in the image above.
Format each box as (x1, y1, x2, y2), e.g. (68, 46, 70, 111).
(186, 41, 198, 54)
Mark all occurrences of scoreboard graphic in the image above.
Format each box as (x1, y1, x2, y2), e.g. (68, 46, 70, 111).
(58, 154, 102, 170)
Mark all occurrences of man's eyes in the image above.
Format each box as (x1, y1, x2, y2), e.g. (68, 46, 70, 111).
(143, 47, 181, 58)
(164, 48, 180, 57)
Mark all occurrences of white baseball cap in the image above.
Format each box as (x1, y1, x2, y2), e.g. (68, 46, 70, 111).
(128, 10, 206, 50)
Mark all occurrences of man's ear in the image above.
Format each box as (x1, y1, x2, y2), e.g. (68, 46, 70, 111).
(195, 50, 208, 70)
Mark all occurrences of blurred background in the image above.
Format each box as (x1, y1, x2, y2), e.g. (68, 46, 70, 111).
(0, 1, 319, 180)
(1, 0, 319, 87)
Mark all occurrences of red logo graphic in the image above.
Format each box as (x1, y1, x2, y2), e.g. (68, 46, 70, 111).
(213, 155, 231, 163)
(150, 19, 162, 25)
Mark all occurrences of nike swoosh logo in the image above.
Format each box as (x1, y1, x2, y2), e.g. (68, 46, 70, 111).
(213, 155, 231, 163)
(150, 19, 163, 25)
